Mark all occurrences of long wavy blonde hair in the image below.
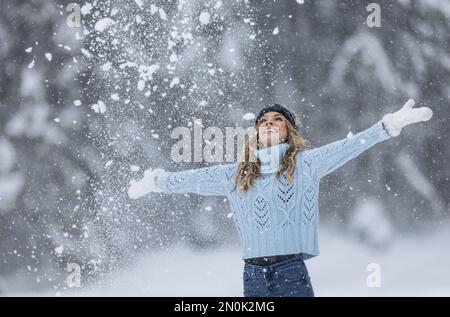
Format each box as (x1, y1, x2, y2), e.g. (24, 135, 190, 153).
(234, 109, 312, 192)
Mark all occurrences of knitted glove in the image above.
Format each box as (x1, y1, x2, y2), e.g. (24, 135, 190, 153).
(382, 99, 433, 137)
(127, 167, 164, 199)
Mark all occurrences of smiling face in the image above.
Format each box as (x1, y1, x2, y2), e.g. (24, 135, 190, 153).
(257, 111, 288, 148)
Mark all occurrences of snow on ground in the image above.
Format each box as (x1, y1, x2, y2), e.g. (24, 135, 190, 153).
(9, 222, 450, 296)
(313, 223, 450, 296)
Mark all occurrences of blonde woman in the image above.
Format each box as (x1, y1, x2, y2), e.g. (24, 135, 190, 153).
(128, 100, 432, 297)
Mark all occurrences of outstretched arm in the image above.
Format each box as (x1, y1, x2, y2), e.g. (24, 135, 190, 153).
(128, 163, 237, 199)
(303, 99, 432, 179)
(158, 164, 236, 196)
(304, 119, 391, 179)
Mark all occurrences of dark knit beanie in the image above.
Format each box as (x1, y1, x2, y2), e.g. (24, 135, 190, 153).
(255, 104, 297, 129)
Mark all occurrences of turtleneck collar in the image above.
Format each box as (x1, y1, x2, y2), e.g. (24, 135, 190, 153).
(255, 142, 290, 174)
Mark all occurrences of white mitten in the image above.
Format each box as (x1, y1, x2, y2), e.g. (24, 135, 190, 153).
(127, 167, 164, 199)
(382, 99, 433, 137)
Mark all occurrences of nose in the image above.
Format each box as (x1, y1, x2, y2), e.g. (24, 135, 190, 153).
(264, 119, 274, 126)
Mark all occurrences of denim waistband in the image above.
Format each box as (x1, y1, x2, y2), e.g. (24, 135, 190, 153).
(244, 253, 304, 273)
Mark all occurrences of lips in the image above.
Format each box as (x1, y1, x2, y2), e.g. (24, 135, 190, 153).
(264, 128, 279, 133)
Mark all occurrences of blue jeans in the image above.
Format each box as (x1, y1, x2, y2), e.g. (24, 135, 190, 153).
(243, 255, 315, 297)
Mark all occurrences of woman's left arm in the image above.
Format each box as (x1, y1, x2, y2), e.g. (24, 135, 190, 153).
(303, 99, 433, 179)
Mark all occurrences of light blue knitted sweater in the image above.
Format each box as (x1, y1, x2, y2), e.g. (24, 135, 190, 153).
(158, 119, 392, 260)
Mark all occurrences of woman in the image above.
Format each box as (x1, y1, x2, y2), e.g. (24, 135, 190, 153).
(128, 99, 432, 297)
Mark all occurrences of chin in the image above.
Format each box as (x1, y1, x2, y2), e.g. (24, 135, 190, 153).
(262, 140, 280, 147)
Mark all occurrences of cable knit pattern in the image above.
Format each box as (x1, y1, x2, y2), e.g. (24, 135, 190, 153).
(158, 119, 392, 260)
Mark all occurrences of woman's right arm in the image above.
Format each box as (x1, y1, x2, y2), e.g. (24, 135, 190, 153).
(128, 163, 237, 199)
(158, 163, 237, 196)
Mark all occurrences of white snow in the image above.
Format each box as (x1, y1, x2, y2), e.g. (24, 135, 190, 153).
(45, 53, 52, 61)
(81, 3, 93, 15)
(101, 62, 112, 71)
(130, 165, 140, 172)
(73, 100, 82, 106)
(272, 27, 279, 35)
(218, 35, 242, 71)
(28, 59, 35, 69)
(243, 112, 256, 120)
(81, 48, 92, 59)
(25, 47, 32, 53)
(105, 160, 113, 168)
(169, 77, 180, 88)
(134, 0, 144, 9)
(94, 18, 115, 33)
(110, 93, 120, 101)
(169, 53, 178, 63)
(159, 8, 167, 20)
(54, 246, 64, 255)
(137, 80, 145, 91)
(91, 101, 106, 114)
(199, 11, 211, 25)
(138, 64, 160, 85)
(17, 222, 450, 296)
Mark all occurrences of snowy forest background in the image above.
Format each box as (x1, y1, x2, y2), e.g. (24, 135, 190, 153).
(0, 0, 449, 296)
